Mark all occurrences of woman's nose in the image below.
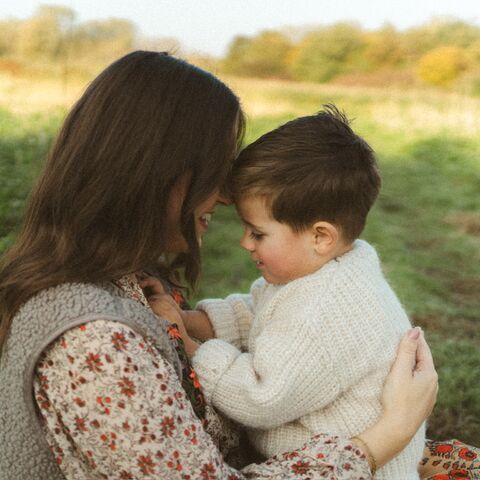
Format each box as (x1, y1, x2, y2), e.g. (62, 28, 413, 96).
(216, 193, 233, 206)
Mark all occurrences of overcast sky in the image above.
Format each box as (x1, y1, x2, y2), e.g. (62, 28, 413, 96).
(2, 0, 479, 56)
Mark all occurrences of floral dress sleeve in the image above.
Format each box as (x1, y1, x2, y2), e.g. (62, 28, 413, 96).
(34, 320, 373, 479)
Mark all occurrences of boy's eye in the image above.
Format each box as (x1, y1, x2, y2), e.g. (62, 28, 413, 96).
(249, 231, 264, 241)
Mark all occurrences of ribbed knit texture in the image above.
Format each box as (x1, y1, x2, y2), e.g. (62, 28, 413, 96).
(194, 240, 425, 480)
(0, 282, 180, 480)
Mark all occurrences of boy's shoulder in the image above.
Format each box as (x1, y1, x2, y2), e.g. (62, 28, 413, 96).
(276, 240, 388, 310)
(251, 240, 386, 309)
(279, 240, 381, 293)
(342, 239, 379, 264)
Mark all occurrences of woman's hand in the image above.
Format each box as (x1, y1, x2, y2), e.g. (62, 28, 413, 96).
(148, 292, 185, 326)
(137, 274, 185, 323)
(137, 274, 170, 301)
(352, 327, 438, 473)
(139, 276, 200, 357)
(381, 327, 438, 441)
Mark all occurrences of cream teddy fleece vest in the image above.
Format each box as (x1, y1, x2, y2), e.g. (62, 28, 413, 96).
(0, 282, 180, 480)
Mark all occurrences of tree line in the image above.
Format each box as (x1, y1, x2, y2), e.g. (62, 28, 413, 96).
(1, 5, 480, 90)
(222, 20, 480, 89)
(0, 5, 136, 74)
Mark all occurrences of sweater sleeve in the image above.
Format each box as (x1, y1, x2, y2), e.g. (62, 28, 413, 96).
(196, 277, 266, 349)
(192, 299, 341, 429)
(34, 320, 372, 480)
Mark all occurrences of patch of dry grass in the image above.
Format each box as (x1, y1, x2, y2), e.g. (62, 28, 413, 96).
(0, 73, 86, 114)
(225, 76, 480, 136)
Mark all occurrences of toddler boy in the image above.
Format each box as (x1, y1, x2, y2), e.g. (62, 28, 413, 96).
(185, 106, 425, 479)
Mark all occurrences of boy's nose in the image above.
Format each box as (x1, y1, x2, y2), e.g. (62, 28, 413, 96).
(239, 232, 254, 252)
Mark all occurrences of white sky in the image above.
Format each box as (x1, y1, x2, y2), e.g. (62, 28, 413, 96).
(1, 0, 479, 56)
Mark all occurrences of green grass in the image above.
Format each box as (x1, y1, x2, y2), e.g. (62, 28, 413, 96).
(1, 79, 479, 445)
(0, 108, 64, 251)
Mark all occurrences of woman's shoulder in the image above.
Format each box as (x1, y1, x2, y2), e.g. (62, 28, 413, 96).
(11, 281, 129, 349)
(9, 280, 181, 379)
(18, 281, 117, 318)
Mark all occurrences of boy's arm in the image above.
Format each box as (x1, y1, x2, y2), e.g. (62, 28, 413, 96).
(191, 302, 341, 430)
(195, 277, 266, 348)
(195, 294, 252, 348)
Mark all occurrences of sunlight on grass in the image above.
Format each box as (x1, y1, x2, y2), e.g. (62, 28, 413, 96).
(0, 73, 86, 114)
(226, 76, 480, 137)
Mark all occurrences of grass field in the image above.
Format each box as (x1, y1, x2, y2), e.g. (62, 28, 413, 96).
(1, 73, 479, 444)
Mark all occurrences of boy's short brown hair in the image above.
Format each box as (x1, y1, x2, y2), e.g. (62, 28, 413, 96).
(230, 105, 381, 242)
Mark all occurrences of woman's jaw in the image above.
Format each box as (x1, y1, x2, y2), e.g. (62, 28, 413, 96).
(194, 192, 224, 246)
(164, 182, 228, 253)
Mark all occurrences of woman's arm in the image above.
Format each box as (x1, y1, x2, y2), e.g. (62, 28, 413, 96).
(34, 320, 373, 479)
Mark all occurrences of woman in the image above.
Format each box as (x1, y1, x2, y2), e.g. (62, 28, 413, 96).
(0, 51, 477, 479)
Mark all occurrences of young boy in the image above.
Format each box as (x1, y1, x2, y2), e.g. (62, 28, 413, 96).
(154, 105, 425, 479)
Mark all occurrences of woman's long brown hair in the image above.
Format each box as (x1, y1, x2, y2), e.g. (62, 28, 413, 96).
(0, 51, 244, 352)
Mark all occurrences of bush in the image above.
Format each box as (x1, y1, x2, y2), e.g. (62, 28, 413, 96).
(222, 31, 293, 78)
(291, 23, 365, 83)
(417, 46, 467, 87)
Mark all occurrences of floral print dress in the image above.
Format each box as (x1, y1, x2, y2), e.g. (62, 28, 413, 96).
(33, 277, 480, 479)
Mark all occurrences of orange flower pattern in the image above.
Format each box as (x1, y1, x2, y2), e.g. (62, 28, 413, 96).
(422, 439, 480, 479)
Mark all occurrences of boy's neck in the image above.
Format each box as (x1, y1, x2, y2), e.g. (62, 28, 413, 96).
(332, 240, 354, 260)
(316, 239, 354, 272)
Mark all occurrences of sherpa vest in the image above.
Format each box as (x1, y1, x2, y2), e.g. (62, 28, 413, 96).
(0, 282, 181, 480)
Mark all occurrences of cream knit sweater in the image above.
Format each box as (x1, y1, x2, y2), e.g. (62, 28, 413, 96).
(192, 240, 425, 479)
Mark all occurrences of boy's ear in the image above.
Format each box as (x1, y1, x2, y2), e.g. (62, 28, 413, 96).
(311, 221, 340, 255)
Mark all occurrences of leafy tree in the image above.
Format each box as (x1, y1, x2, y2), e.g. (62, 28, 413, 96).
(292, 23, 365, 82)
(417, 46, 467, 87)
(222, 35, 252, 76)
(0, 20, 20, 56)
(363, 24, 406, 69)
(16, 5, 75, 59)
(466, 39, 480, 67)
(404, 18, 480, 61)
(223, 31, 292, 78)
(72, 18, 136, 61)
